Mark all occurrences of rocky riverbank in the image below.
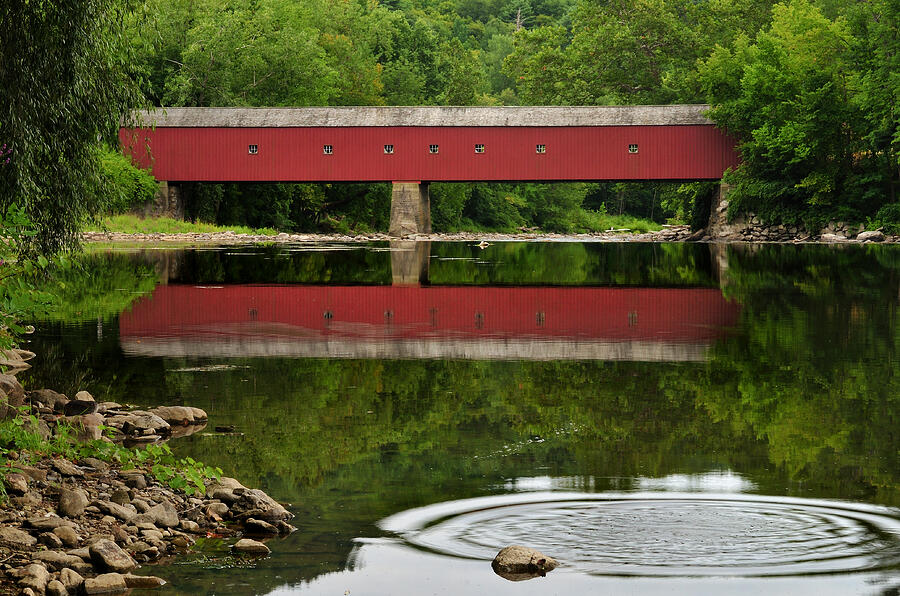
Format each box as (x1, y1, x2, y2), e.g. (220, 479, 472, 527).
(82, 223, 900, 245)
(0, 369, 294, 595)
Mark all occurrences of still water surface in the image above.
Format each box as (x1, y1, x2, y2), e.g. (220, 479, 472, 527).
(23, 241, 900, 594)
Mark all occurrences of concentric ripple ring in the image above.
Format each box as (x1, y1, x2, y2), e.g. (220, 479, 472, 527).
(379, 492, 900, 577)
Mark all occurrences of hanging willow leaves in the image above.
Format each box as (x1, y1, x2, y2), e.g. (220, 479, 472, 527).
(0, 0, 146, 255)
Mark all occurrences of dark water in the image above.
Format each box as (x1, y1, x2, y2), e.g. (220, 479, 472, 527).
(22, 241, 900, 595)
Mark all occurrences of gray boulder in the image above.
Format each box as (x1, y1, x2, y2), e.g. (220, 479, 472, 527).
(857, 230, 885, 242)
(491, 545, 558, 581)
(59, 487, 90, 517)
(84, 573, 128, 594)
(0, 526, 37, 549)
(89, 539, 138, 573)
(232, 538, 271, 555)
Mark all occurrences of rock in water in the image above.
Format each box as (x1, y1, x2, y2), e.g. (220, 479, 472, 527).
(491, 545, 558, 581)
(232, 538, 271, 555)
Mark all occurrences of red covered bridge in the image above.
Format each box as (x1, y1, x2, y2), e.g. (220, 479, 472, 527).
(120, 106, 740, 235)
(118, 284, 740, 362)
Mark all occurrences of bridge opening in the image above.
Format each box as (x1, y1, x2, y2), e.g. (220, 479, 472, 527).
(166, 181, 709, 236)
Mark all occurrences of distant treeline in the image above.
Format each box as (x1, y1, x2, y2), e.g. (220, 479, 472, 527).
(112, 0, 898, 233)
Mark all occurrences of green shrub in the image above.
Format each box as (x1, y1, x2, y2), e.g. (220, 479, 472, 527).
(873, 203, 900, 235)
(98, 148, 158, 214)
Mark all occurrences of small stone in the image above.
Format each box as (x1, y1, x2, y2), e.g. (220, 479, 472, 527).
(149, 405, 195, 425)
(123, 574, 167, 589)
(81, 457, 110, 472)
(52, 459, 84, 477)
(244, 518, 279, 535)
(11, 490, 42, 508)
(18, 563, 50, 593)
(54, 525, 80, 547)
(89, 539, 138, 573)
(110, 488, 131, 506)
(28, 514, 75, 531)
(94, 500, 136, 523)
(59, 568, 85, 592)
(74, 390, 95, 402)
(121, 473, 147, 490)
(144, 500, 178, 528)
(34, 550, 87, 571)
(179, 520, 200, 533)
(857, 230, 885, 242)
(230, 489, 292, 523)
(84, 573, 128, 594)
(29, 389, 69, 412)
(4, 472, 28, 494)
(46, 579, 67, 596)
(38, 531, 64, 548)
(491, 545, 558, 581)
(59, 487, 89, 518)
(63, 399, 99, 416)
(232, 538, 271, 555)
(0, 526, 38, 549)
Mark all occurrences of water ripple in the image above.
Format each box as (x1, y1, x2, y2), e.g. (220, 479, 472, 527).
(380, 492, 900, 577)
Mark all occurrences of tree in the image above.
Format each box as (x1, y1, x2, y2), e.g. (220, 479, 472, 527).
(0, 0, 145, 254)
(698, 0, 875, 227)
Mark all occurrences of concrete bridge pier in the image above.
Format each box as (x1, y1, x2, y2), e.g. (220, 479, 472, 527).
(136, 181, 185, 220)
(389, 182, 431, 237)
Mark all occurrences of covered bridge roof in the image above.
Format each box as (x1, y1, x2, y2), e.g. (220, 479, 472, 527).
(129, 105, 714, 128)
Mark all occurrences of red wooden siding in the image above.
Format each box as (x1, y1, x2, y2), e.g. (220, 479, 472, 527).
(119, 125, 740, 183)
(119, 285, 740, 343)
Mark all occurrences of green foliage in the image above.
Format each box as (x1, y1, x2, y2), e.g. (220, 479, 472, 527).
(699, 0, 898, 227)
(0, 205, 54, 351)
(871, 204, 900, 235)
(98, 148, 158, 214)
(0, 0, 146, 254)
(90, 215, 278, 236)
(0, 409, 221, 502)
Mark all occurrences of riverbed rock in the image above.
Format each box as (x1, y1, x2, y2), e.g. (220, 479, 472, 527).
(857, 230, 885, 242)
(149, 406, 196, 425)
(34, 549, 87, 571)
(244, 517, 279, 535)
(84, 573, 128, 594)
(59, 568, 85, 592)
(0, 526, 37, 549)
(232, 538, 271, 555)
(27, 514, 75, 531)
(18, 563, 50, 594)
(59, 487, 90, 517)
(38, 531, 64, 548)
(89, 539, 138, 573)
(4, 472, 28, 494)
(54, 525, 80, 547)
(107, 412, 170, 437)
(64, 398, 99, 416)
(46, 579, 67, 596)
(52, 458, 84, 477)
(124, 573, 167, 589)
(820, 232, 849, 243)
(94, 500, 137, 523)
(491, 545, 558, 581)
(29, 389, 69, 412)
(230, 488, 293, 522)
(138, 500, 179, 528)
(0, 374, 25, 417)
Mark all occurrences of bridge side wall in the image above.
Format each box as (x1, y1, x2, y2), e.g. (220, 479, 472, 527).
(120, 125, 739, 183)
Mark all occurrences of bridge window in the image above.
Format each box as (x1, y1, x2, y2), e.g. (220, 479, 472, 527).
(384, 144, 394, 154)
(628, 144, 639, 154)
(475, 144, 485, 154)
(248, 144, 258, 155)
(323, 144, 333, 155)
(429, 144, 439, 154)
(536, 144, 546, 154)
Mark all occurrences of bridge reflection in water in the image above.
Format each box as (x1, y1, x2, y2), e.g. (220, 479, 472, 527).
(118, 282, 739, 362)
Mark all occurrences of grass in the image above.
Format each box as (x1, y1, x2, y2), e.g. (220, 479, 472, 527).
(575, 209, 665, 234)
(88, 215, 279, 236)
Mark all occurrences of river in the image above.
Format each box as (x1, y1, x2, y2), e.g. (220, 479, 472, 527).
(22, 240, 900, 595)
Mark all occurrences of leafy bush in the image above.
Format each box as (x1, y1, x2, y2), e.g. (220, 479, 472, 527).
(98, 148, 158, 214)
(873, 203, 900, 235)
